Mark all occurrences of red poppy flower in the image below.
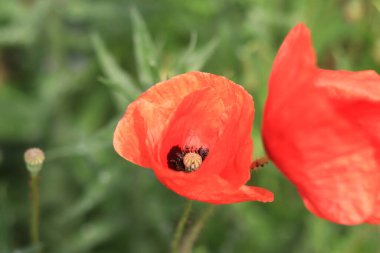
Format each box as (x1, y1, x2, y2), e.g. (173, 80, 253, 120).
(114, 72, 274, 204)
(262, 24, 380, 225)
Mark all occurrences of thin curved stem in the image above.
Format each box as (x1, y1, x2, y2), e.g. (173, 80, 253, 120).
(170, 200, 193, 253)
(179, 204, 215, 253)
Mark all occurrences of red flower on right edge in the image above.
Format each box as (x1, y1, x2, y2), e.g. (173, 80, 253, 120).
(263, 24, 380, 225)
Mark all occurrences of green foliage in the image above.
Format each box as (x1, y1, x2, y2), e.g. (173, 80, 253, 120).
(1, 0, 379, 253)
(92, 33, 140, 110)
(130, 7, 160, 88)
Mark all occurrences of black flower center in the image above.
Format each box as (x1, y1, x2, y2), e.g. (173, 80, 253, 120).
(167, 145, 209, 173)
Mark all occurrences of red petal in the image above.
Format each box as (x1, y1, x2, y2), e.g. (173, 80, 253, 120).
(219, 88, 254, 186)
(263, 24, 380, 224)
(316, 69, 380, 224)
(265, 23, 316, 117)
(157, 74, 254, 187)
(114, 101, 152, 168)
(316, 69, 380, 102)
(366, 194, 380, 224)
(317, 69, 380, 143)
(154, 171, 274, 204)
(114, 71, 272, 204)
(114, 72, 229, 168)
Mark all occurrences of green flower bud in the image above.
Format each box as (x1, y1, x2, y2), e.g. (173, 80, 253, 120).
(24, 148, 45, 177)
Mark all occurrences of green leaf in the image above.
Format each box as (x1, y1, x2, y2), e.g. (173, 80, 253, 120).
(131, 8, 160, 87)
(189, 38, 218, 70)
(176, 35, 218, 73)
(91, 33, 141, 110)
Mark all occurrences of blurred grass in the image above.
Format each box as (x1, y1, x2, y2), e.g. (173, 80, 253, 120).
(0, 0, 379, 253)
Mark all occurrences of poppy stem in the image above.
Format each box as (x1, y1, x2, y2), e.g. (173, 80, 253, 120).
(170, 200, 193, 253)
(30, 174, 41, 251)
(179, 204, 215, 253)
(251, 155, 270, 170)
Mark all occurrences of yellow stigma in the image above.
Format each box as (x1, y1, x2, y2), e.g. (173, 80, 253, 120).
(183, 152, 202, 172)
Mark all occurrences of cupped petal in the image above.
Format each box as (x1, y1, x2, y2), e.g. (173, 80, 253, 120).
(157, 87, 229, 172)
(263, 24, 380, 225)
(264, 84, 380, 224)
(154, 171, 273, 204)
(265, 23, 316, 116)
(219, 88, 254, 186)
(316, 69, 380, 102)
(316, 69, 380, 143)
(316, 69, 380, 224)
(114, 71, 272, 204)
(113, 101, 152, 168)
(114, 71, 234, 168)
(156, 74, 255, 188)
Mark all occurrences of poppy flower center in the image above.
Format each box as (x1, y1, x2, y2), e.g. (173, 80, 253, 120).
(167, 145, 209, 173)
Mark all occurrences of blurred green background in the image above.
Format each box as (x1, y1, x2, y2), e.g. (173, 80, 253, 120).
(1, 0, 380, 252)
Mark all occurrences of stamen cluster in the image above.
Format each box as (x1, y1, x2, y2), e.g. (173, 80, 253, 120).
(167, 145, 209, 172)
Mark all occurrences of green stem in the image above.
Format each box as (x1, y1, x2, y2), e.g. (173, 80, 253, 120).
(170, 200, 193, 253)
(30, 175, 40, 247)
(179, 204, 215, 253)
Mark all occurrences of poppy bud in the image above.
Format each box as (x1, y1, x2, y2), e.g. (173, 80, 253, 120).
(24, 148, 45, 177)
